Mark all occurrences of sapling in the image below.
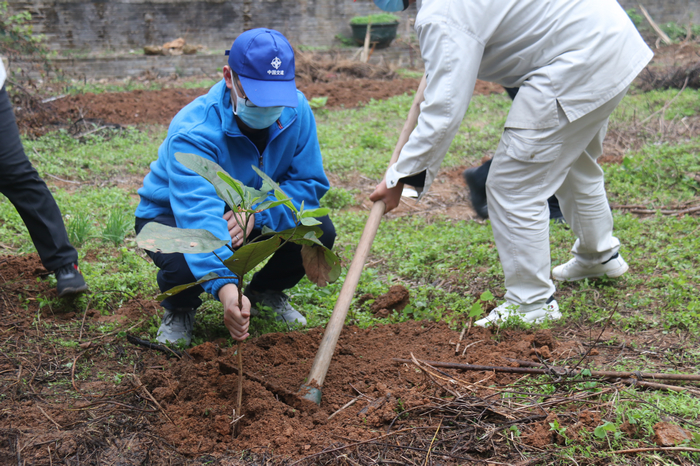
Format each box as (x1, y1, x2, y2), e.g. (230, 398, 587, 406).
(136, 152, 341, 436)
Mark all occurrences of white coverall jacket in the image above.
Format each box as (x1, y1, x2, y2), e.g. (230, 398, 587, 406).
(0, 61, 6, 89)
(386, 0, 653, 308)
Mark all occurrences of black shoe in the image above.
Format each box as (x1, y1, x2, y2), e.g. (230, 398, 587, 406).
(56, 262, 88, 297)
(463, 167, 489, 219)
(547, 196, 567, 224)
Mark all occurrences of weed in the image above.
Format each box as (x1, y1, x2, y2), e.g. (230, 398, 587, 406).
(625, 8, 644, 29)
(101, 210, 132, 246)
(309, 96, 328, 110)
(67, 212, 94, 247)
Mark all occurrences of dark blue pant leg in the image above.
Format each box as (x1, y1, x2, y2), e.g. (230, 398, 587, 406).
(135, 215, 204, 311)
(0, 85, 77, 271)
(248, 215, 336, 292)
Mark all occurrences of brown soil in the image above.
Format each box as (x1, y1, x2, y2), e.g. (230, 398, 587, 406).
(1, 253, 694, 464)
(14, 76, 504, 136)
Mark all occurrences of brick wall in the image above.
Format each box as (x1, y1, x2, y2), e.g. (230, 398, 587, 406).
(9, 0, 695, 54)
(6, 0, 417, 53)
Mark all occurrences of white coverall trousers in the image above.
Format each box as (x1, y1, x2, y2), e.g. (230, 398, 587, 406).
(486, 88, 628, 309)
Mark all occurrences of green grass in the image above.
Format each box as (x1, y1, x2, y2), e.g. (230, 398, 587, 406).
(23, 127, 165, 181)
(317, 91, 511, 180)
(605, 139, 700, 206)
(53, 77, 218, 96)
(2, 87, 697, 336)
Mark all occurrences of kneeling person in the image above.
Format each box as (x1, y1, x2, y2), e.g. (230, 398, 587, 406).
(135, 29, 335, 345)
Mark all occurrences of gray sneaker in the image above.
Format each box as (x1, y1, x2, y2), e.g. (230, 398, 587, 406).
(157, 308, 196, 345)
(245, 287, 307, 326)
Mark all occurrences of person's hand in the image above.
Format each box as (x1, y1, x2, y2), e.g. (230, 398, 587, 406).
(369, 179, 404, 213)
(219, 284, 251, 341)
(223, 211, 255, 248)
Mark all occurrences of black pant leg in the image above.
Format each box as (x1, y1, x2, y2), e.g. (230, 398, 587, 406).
(0, 86, 77, 271)
(248, 215, 336, 292)
(135, 215, 204, 310)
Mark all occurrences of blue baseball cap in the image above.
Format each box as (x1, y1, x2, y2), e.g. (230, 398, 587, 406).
(225, 28, 297, 108)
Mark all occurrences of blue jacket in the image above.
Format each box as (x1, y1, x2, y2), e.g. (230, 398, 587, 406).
(136, 80, 329, 298)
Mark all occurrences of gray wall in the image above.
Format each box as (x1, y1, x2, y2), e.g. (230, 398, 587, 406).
(8, 0, 699, 54)
(6, 1, 696, 54)
(7, 0, 417, 53)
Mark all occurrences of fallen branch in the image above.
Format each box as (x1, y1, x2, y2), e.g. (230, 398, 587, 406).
(328, 396, 360, 420)
(37, 406, 62, 431)
(131, 374, 176, 425)
(610, 446, 700, 454)
(126, 334, 184, 359)
(617, 378, 700, 395)
(640, 76, 689, 125)
(638, 4, 672, 45)
(571, 304, 616, 372)
(392, 358, 700, 382)
(618, 206, 700, 216)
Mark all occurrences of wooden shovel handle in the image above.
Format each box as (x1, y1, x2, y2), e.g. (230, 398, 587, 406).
(304, 75, 427, 391)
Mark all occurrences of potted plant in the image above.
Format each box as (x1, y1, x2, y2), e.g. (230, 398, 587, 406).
(350, 13, 400, 49)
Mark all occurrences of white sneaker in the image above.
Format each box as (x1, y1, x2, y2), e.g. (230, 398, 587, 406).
(157, 308, 196, 345)
(474, 299, 561, 327)
(552, 253, 629, 282)
(245, 287, 307, 326)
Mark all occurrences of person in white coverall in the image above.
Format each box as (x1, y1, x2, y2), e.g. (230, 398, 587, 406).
(367, 0, 653, 325)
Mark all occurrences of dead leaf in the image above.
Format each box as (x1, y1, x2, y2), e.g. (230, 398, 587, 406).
(163, 38, 185, 50)
(143, 45, 164, 56)
(301, 244, 332, 287)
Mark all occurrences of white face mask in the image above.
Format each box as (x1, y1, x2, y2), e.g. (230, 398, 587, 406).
(231, 85, 284, 130)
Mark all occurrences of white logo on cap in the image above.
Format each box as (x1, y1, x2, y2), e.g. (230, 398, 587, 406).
(267, 56, 285, 75)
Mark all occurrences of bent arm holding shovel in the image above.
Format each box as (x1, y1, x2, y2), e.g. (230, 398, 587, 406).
(369, 75, 427, 213)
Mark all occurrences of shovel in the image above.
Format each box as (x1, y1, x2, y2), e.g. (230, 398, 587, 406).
(300, 75, 427, 405)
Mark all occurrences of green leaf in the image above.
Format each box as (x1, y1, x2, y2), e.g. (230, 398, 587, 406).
(325, 249, 342, 283)
(275, 189, 297, 213)
(136, 222, 228, 254)
(301, 207, 331, 218)
(156, 272, 231, 300)
(277, 225, 324, 242)
(593, 422, 617, 439)
(300, 217, 322, 226)
(468, 302, 482, 318)
(480, 290, 494, 302)
(223, 236, 281, 276)
(291, 233, 324, 247)
(217, 171, 245, 195)
(255, 199, 292, 212)
(252, 165, 283, 193)
(175, 153, 243, 209)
